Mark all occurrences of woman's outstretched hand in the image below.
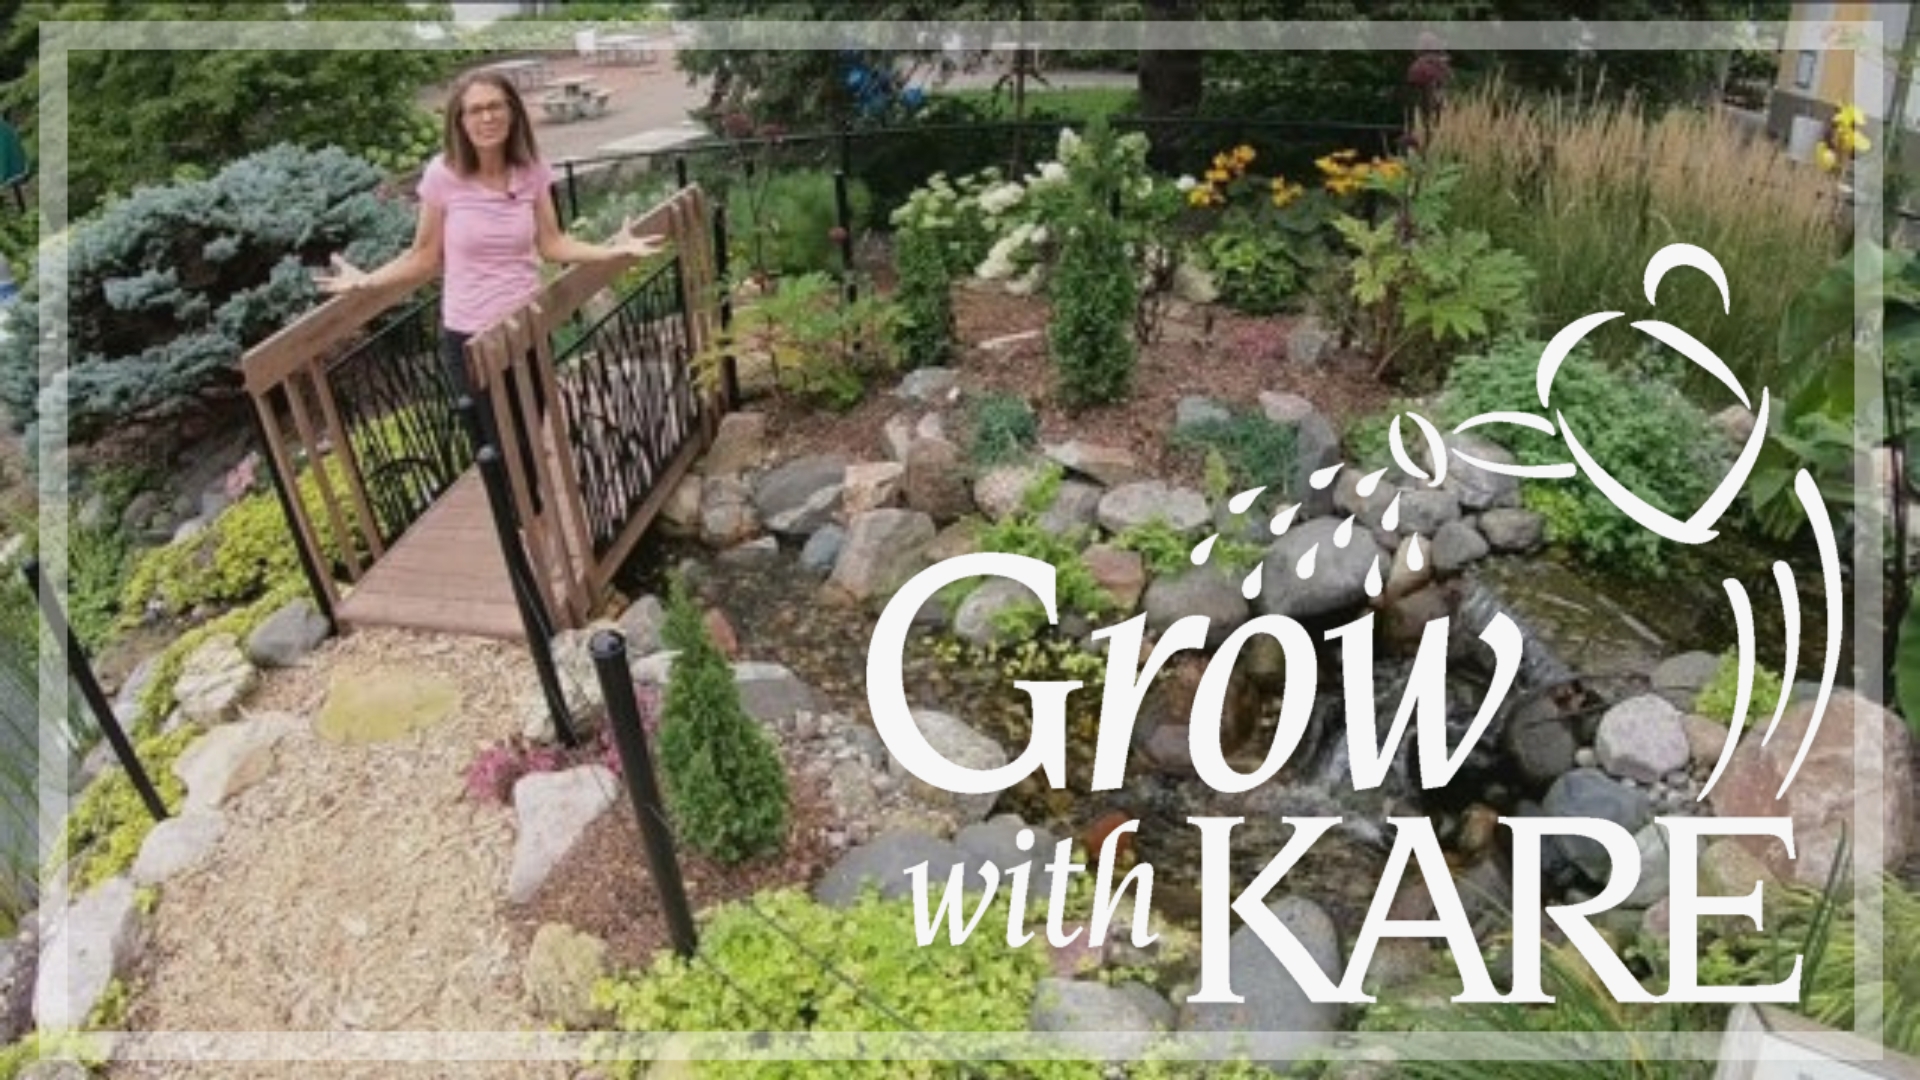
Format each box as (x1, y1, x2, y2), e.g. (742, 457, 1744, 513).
(313, 253, 369, 295)
(609, 216, 668, 260)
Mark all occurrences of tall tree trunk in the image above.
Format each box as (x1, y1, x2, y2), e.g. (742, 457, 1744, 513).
(1138, 0, 1202, 169)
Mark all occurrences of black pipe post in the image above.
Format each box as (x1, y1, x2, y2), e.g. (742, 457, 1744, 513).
(246, 403, 335, 633)
(22, 560, 167, 823)
(711, 203, 739, 410)
(564, 162, 580, 227)
(674, 155, 689, 190)
(473, 445, 579, 749)
(833, 170, 857, 303)
(590, 628, 697, 959)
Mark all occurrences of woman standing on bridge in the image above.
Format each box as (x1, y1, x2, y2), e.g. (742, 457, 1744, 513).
(315, 68, 663, 394)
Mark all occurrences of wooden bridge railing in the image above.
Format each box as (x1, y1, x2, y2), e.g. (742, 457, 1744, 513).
(240, 182, 724, 634)
(463, 183, 724, 629)
(240, 274, 465, 614)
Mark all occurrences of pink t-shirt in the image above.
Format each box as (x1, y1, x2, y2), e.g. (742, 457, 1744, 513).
(417, 154, 555, 334)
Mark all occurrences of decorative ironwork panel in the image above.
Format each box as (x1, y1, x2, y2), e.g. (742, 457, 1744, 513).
(323, 296, 473, 548)
(553, 259, 704, 560)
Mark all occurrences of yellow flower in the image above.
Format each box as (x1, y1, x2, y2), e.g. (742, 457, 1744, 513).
(1212, 152, 1232, 171)
(1232, 144, 1256, 163)
(1332, 148, 1359, 162)
(1846, 129, 1873, 153)
(1816, 142, 1839, 173)
(1270, 179, 1304, 207)
(1188, 185, 1218, 207)
(1205, 167, 1230, 184)
(1836, 103, 1865, 129)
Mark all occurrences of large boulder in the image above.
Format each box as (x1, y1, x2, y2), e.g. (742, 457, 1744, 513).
(1142, 567, 1248, 647)
(173, 712, 301, 813)
(172, 634, 258, 724)
(752, 455, 848, 536)
(1542, 768, 1652, 886)
(1176, 895, 1344, 1071)
(34, 877, 143, 1032)
(1594, 694, 1690, 784)
(1030, 978, 1173, 1059)
(890, 710, 1008, 823)
(507, 766, 618, 904)
(904, 438, 975, 522)
(828, 509, 936, 603)
(1708, 690, 1915, 885)
(244, 599, 330, 668)
(1257, 517, 1384, 620)
(1044, 441, 1147, 488)
(1097, 481, 1210, 536)
(814, 829, 967, 908)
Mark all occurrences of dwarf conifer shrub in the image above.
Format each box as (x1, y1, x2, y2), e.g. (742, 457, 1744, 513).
(0, 143, 413, 453)
(655, 580, 789, 864)
(890, 224, 953, 370)
(1048, 121, 1138, 406)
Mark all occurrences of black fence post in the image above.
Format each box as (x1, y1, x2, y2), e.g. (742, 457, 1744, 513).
(674, 155, 689, 191)
(590, 629, 697, 959)
(472, 444, 579, 749)
(245, 404, 336, 634)
(22, 560, 167, 823)
(563, 161, 581, 226)
(833, 169, 857, 302)
(711, 203, 739, 411)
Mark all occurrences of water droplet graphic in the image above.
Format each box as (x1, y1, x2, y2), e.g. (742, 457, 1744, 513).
(1310, 463, 1343, 490)
(1191, 534, 1217, 565)
(1269, 504, 1299, 536)
(1407, 534, 1425, 572)
(1357, 467, 1388, 498)
(1229, 486, 1267, 515)
(1296, 544, 1318, 579)
(1382, 492, 1401, 532)
(1242, 561, 1263, 599)
(1365, 555, 1383, 598)
(1334, 515, 1355, 548)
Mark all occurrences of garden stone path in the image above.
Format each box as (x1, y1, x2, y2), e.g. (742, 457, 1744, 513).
(108, 628, 590, 1080)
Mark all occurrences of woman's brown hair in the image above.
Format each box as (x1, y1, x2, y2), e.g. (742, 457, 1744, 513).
(440, 70, 541, 176)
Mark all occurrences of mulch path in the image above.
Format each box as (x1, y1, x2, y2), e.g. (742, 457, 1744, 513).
(746, 281, 1400, 484)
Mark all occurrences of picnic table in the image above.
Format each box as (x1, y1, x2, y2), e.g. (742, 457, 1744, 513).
(539, 76, 611, 123)
(599, 33, 661, 66)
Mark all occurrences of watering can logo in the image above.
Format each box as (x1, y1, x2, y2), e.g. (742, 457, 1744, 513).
(1196, 244, 1844, 804)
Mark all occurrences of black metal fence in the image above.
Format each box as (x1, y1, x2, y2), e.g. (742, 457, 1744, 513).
(553, 115, 1405, 234)
(551, 256, 708, 562)
(322, 294, 476, 550)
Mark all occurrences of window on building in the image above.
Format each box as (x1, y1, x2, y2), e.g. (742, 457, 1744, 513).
(1795, 50, 1817, 89)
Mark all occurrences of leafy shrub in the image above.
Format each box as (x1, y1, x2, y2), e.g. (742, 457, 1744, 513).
(942, 513, 1115, 626)
(1329, 154, 1534, 384)
(1436, 338, 1728, 577)
(656, 580, 788, 865)
(1693, 648, 1787, 726)
(966, 394, 1039, 467)
(55, 723, 198, 893)
(1200, 222, 1303, 316)
(0, 143, 413, 453)
(889, 225, 953, 371)
(888, 168, 1002, 277)
(1114, 519, 1263, 578)
(699, 272, 899, 412)
(1048, 125, 1138, 407)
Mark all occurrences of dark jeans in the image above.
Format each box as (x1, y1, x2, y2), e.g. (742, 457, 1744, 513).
(442, 326, 545, 514)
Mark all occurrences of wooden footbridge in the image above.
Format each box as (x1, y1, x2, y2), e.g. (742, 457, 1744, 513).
(240, 185, 728, 644)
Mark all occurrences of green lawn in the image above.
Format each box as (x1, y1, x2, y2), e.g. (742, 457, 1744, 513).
(932, 85, 1137, 123)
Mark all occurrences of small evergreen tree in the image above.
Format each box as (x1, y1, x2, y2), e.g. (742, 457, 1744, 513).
(1048, 119, 1138, 406)
(890, 225, 953, 370)
(656, 578, 789, 864)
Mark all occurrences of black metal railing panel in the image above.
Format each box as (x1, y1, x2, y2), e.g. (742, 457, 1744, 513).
(322, 296, 474, 548)
(553, 258, 704, 560)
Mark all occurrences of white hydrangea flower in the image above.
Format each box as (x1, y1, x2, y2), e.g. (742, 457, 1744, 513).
(1038, 161, 1069, 184)
(1056, 127, 1081, 159)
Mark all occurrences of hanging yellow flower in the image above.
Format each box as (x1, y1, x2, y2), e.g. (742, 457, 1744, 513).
(1835, 103, 1865, 130)
(1816, 141, 1840, 173)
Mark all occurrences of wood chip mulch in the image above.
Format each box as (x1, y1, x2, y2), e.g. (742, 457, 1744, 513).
(506, 745, 842, 977)
(747, 282, 1401, 487)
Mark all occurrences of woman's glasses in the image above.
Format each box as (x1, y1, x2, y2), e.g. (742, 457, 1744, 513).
(464, 101, 510, 120)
